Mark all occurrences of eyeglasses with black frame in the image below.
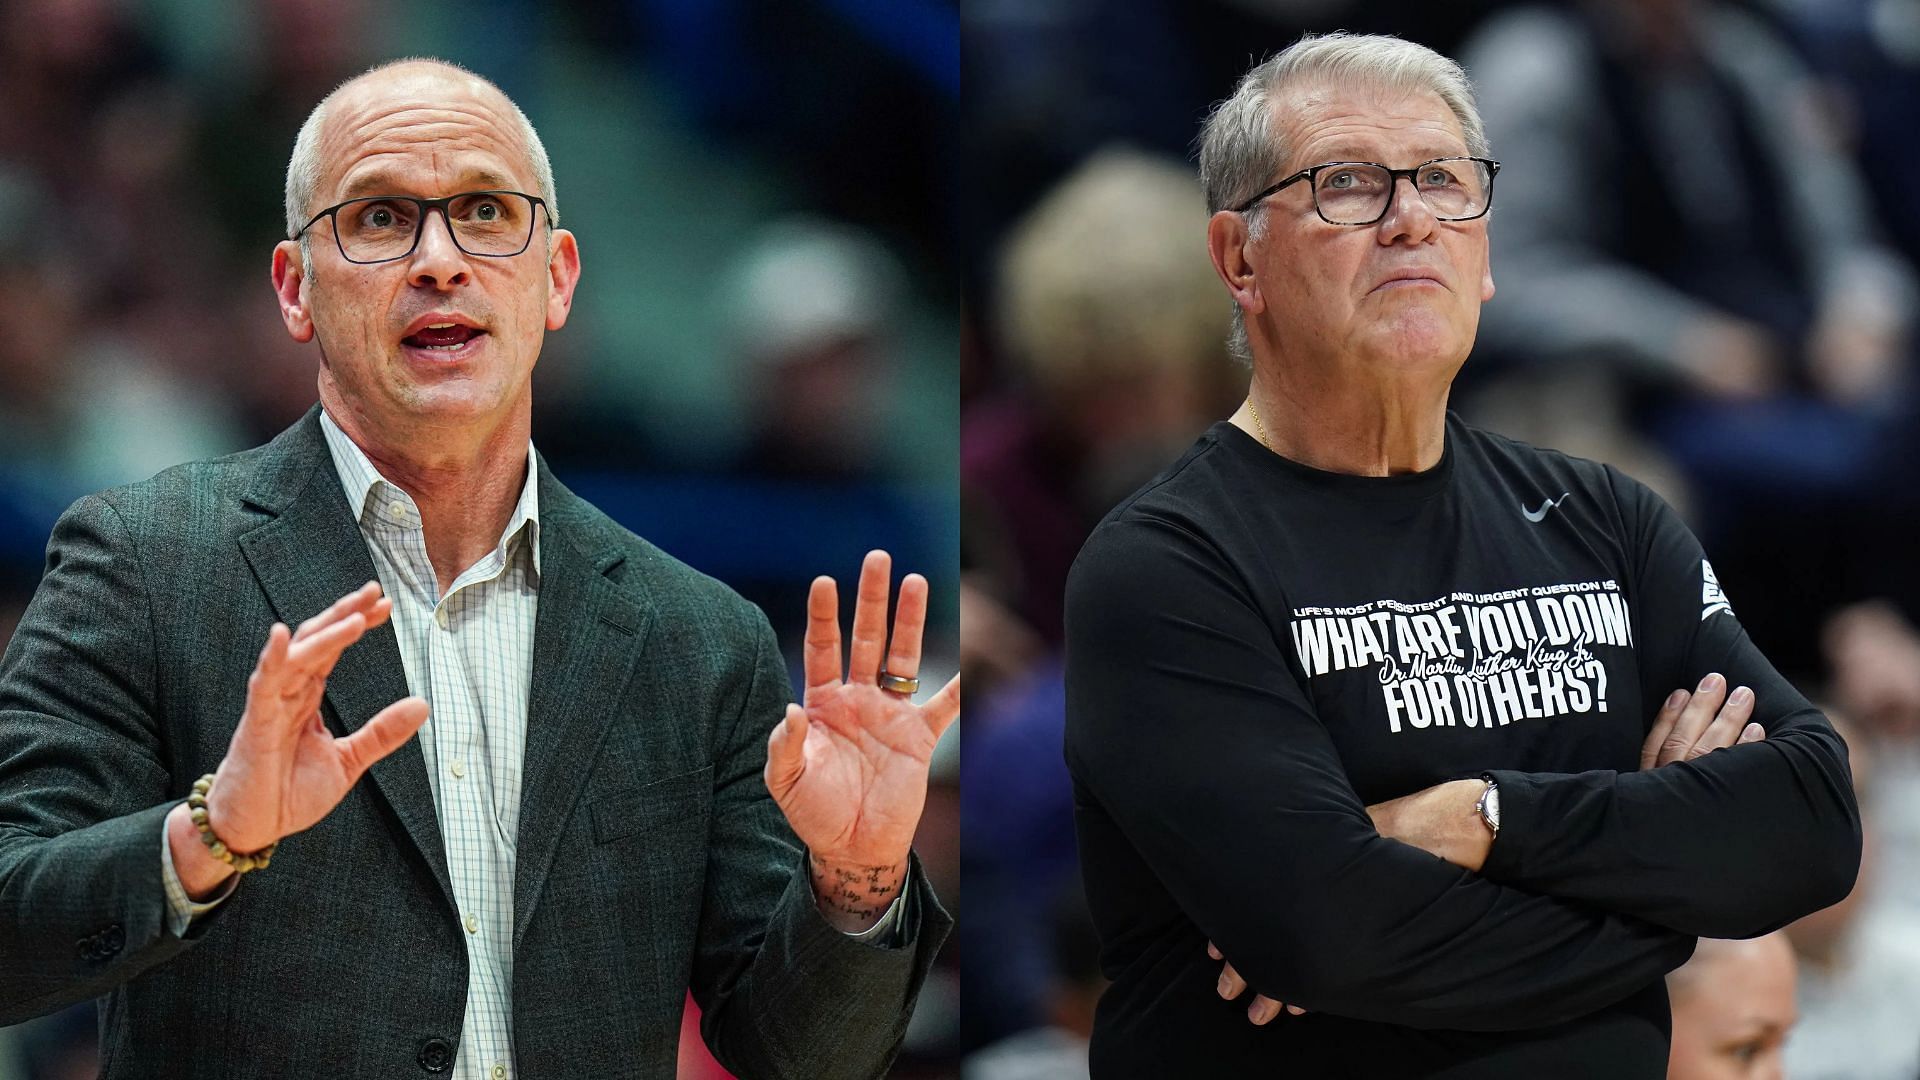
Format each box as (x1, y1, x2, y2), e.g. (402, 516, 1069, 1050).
(293, 190, 549, 264)
(1233, 157, 1501, 226)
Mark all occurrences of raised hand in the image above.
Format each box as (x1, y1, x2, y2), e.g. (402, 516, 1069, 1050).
(764, 550, 961, 931)
(169, 582, 429, 894)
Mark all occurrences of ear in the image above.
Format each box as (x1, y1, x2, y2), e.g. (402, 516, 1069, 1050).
(1207, 210, 1265, 321)
(544, 229, 582, 332)
(271, 240, 315, 343)
(1479, 228, 1496, 303)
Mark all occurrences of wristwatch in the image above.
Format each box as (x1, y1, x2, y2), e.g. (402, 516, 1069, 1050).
(1475, 774, 1501, 836)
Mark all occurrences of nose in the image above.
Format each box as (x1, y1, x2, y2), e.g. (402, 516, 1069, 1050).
(1376, 172, 1438, 246)
(406, 207, 472, 290)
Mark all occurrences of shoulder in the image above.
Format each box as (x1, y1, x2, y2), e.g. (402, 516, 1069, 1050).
(1068, 429, 1264, 631)
(1450, 415, 1672, 538)
(1074, 430, 1237, 578)
(66, 435, 310, 552)
(1093, 426, 1243, 539)
(1452, 415, 1626, 495)
(1452, 417, 1606, 475)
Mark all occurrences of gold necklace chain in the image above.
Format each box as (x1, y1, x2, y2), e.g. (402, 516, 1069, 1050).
(1246, 395, 1272, 450)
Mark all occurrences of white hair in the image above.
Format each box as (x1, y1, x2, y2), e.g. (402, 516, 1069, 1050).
(285, 57, 559, 269)
(1195, 33, 1491, 364)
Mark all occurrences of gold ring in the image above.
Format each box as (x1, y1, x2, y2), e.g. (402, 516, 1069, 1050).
(877, 671, 920, 696)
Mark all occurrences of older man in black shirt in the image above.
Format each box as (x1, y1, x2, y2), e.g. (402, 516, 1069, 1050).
(1063, 32, 1859, 1079)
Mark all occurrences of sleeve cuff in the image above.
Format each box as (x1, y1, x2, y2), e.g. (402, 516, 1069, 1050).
(1478, 769, 1535, 881)
(839, 865, 914, 947)
(160, 812, 237, 937)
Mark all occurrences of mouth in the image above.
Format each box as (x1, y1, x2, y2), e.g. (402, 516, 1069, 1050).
(1371, 275, 1445, 294)
(399, 320, 488, 362)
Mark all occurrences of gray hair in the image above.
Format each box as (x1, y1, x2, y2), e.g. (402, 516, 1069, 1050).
(285, 58, 559, 270)
(1195, 33, 1490, 363)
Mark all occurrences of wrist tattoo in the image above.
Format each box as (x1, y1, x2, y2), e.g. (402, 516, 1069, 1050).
(812, 859, 903, 919)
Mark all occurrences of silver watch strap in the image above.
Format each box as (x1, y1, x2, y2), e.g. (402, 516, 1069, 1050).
(1475, 776, 1501, 835)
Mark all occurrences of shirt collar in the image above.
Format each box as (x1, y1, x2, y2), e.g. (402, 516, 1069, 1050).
(317, 408, 542, 575)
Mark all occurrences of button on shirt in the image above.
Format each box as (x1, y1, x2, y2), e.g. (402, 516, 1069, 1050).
(155, 411, 540, 1078)
(158, 411, 911, 1073)
(315, 410, 539, 1078)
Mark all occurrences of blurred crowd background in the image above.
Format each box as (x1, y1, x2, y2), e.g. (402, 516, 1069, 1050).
(960, 1, 1920, 1078)
(0, 0, 958, 1077)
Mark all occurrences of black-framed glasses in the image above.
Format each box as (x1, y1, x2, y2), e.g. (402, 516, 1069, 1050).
(1233, 157, 1501, 225)
(294, 190, 548, 264)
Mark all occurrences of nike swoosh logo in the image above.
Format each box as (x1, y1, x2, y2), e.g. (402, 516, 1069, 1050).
(1522, 492, 1571, 523)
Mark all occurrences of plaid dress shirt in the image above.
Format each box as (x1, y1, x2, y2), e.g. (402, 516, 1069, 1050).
(316, 410, 537, 1079)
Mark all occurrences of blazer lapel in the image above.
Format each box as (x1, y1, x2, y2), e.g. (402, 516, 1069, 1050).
(513, 463, 651, 948)
(235, 408, 457, 913)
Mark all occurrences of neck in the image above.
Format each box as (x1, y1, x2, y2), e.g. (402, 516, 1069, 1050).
(320, 387, 530, 594)
(1232, 349, 1451, 476)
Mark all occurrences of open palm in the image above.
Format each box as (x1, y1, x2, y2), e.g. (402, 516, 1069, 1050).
(208, 582, 429, 853)
(765, 551, 960, 869)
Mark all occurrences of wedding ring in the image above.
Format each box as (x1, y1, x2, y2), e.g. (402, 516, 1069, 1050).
(877, 671, 920, 697)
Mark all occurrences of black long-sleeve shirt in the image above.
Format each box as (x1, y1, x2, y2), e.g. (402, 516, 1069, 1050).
(1063, 415, 1860, 1078)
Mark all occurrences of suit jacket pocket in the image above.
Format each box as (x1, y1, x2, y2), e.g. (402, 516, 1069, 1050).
(590, 764, 715, 845)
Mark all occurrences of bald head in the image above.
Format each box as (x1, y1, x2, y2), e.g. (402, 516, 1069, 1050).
(284, 57, 558, 245)
(265, 54, 583, 478)
(1668, 934, 1797, 1080)
(1669, 934, 1795, 997)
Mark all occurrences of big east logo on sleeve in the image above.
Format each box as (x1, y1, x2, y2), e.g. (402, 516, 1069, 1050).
(1701, 559, 1734, 622)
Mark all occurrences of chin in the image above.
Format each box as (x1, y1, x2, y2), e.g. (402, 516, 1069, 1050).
(383, 349, 524, 411)
(388, 381, 514, 425)
(1372, 317, 1465, 369)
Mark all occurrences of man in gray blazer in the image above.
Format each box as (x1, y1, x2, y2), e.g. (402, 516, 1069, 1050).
(0, 57, 956, 1079)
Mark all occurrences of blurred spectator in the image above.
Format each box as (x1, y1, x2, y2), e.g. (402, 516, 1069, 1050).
(721, 217, 907, 483)
(959, 148, 1241, 1051)
(1782, 708, 1920, 1080)
(1768, 0, 1920, 263)
(964, 146, 1238, 645)
(1824, 600, 1920, 741)
(1462, 0, 1920, 672)
(1666, 933, 1798, 1080)
(195, 0, 378, 260)
(1821, 602, 1920, 964)
(957, 575, 1043, 704)
(0, 0, 161, 188)
(0, 252, 246, 503)
(900, 731, 965, 1075)
(1466, 0, 1914, 402)
(962, 883, 1104, 1080)
(959, 659, 1072, 1049)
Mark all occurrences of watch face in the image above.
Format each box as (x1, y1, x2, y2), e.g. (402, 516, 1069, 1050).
(1485, 786, 1501, 829)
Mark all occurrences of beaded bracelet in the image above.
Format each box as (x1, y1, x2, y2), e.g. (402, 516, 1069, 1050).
(185, 774, 276, 874)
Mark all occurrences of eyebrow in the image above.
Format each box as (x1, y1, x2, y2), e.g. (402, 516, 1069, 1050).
(1720, 1019, 1785, 1044)
(336, 167, 519, 201)
(1296, 147, 1468, 168)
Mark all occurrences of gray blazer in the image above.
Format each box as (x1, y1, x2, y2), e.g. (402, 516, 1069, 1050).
(0, 407, 950, 1078)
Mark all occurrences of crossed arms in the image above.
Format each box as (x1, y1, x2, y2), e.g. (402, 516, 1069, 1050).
(1062, 474, 1859, 1032)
